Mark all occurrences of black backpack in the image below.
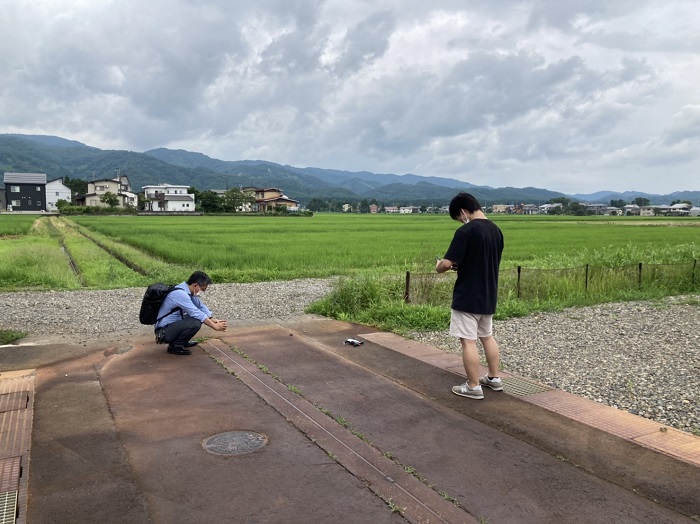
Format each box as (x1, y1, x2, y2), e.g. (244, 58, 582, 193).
(139, 283, 181, 325)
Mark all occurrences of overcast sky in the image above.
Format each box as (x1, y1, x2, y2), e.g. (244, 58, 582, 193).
(2, 1, 699, 195)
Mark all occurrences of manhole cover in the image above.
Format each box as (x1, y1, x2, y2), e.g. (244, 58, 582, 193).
(202, 431, 268, 456)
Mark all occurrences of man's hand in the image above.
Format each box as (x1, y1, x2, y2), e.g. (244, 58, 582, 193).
(205, 318, 228, 331)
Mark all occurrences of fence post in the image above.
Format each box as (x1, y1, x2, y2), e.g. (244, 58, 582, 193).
(638, 262, 643, 288)
(517, 265, 521, 299)
(693, 259, 697, 286)
(585, 264, 589, 292)
(404, 271, 411, 303)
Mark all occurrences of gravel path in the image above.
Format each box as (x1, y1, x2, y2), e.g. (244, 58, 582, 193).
(1, 280, 698, 436)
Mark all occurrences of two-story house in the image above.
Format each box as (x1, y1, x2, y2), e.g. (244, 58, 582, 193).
(3, 172, 47, 211)
(77, 174, 137, 208)
(142, 184, 196, 212)
(246, 187, 299, 212)
(45, 178, 72, 211)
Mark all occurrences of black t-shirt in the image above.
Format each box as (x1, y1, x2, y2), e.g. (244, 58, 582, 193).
(443, 219, 504, 314)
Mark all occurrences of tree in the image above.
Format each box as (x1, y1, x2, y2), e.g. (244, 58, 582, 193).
(306, 198, 327, 212)
(222, 187, 254, 212)
(55, 199, 70, 213)
(99, 191, 119, 208)
(359, 199, 370, 213)
(633, 197, 651, 207)
(198, 190, 223, 213)
(569, 202, 587, 216)
(63, 176, 88, 202)
(610, 199, 627, 208)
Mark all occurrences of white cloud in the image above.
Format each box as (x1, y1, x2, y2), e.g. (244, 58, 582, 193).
(1, 0, 699, 194)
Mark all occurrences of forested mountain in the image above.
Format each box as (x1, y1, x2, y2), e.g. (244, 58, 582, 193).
(3, 134, 697, 206)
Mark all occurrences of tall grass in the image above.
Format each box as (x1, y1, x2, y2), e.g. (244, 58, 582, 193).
(0, 214, 39, 236)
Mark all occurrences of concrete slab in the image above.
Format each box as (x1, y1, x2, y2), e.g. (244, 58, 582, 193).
(1, 318, 698, 522)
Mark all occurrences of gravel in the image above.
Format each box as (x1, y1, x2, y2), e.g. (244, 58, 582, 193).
(2, 280, 698, 436)
(410, 295, 700, 437)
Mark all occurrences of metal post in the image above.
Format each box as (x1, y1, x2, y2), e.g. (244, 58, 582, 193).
(404, 271, 411, 303)
(638, 262, 643, 288)
(585, 264, 589, 292)
(517, 265, 521, 299)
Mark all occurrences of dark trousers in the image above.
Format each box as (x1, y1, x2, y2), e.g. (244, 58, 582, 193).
(160, 318, 202, 349)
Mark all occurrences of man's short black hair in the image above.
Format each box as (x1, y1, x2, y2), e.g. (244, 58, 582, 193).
(449, 192, 482, 220)
(187, 271, 212, 287)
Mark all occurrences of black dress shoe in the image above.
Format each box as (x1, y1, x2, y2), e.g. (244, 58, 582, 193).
(184, 340, 199, 348)
(167, 345, 192, 355)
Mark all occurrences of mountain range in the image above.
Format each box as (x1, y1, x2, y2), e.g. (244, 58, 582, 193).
(1, 134, 698, 206)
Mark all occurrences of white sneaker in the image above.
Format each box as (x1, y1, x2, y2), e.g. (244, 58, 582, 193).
(479, 376, 504, 391)
(451, 382, 484, 399)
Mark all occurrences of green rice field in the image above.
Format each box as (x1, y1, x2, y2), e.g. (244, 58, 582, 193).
(1, 213, 698, 292)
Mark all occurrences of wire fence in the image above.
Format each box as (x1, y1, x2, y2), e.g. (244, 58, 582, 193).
(404, 260, 699, 305)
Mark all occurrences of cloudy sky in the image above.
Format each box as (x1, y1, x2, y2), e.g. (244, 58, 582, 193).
(2, 1, 699, 194)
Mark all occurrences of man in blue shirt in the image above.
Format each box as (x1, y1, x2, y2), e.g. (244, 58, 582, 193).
(155, 271, 228, 355)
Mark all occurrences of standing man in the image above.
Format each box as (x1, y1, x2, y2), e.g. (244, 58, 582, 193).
(155, 271, 227, 355)
(436, 193, 504, 399)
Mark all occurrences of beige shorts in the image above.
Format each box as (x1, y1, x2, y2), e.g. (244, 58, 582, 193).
(449, 309, 493, 340)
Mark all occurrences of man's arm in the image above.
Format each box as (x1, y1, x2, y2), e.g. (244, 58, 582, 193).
(435, 258, 456, 273)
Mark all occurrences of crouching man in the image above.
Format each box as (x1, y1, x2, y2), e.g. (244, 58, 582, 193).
(155, 271, 228, 355)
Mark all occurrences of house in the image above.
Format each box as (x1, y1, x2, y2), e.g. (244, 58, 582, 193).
(3, 172, 47, 211)
(45, 178, 72, 211)
(369, 204, 379, 214)
(584, 203, 607, 215)
(400, 206, 421, 214)
(669, 203, 691, 216)
(690, 207, 700, 217)
(623, 204, 640, 215)
(248, 187, 299, 212)
(492, 204, 508, 213)
(522, 204, 539, 215)
(539, 203, 562, 214)
(384, 206, 399, 213)
(76, 173, 137, 208)
(143, 184, 196, 212)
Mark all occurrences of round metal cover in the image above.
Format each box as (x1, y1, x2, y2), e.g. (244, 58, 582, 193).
(202, 431, 268, 456)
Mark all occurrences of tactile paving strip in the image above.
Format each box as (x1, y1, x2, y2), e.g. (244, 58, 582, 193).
(0, 458, 20, 493)
(0, 371, 35, 524)
(0, 394, 28, 415)
(502, 376, 552, 396)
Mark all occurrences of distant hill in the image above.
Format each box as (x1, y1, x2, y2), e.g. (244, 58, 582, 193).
(2, 134, 696, 206)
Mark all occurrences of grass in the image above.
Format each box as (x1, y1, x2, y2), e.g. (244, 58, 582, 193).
(1, 214, 699, 332)
(0, 329, 27, 344)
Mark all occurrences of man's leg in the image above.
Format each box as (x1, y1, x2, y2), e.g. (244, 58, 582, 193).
(479, 335, 500, 378)
(163, 318, 202, 351)
(460, 338, 481, 389)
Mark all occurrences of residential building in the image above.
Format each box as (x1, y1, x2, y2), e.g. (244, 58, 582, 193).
(3, 172, 47, 211)
(248, 187, 299, 212)
(400, 206, 421, 214)
(384, 206, 399, 213)
(492, 204, 508, 213)
(669, 203, 691, 216)
(45, 178, 72, 211)
(143, 184, 196, 212)
(539, 203, 562, 214)
(369, 204, 379, 214)
(623, 204, 640, 215)
(584, 203, 607, 215)
(690, 207, 700, 217)
(77, 174, 137, 208)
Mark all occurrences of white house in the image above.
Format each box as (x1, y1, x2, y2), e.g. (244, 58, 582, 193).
(45, 178, 72, 211)
(143, 184, 196, 212)
(690, 207, 700, 217)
